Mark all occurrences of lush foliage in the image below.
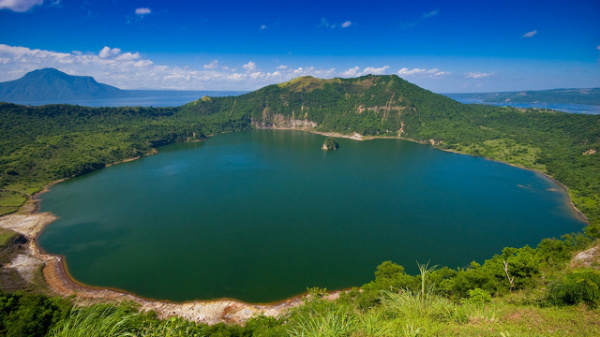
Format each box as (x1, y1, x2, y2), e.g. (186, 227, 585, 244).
(322, 137, 339, 150)
(545, 269, 600, 307)
(0, 291, 70, 337)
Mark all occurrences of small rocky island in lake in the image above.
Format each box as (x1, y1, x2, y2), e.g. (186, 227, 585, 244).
(322, 137, 339, 150)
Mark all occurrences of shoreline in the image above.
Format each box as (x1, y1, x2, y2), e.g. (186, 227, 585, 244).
(0, 150, 311, 325)
(304, 129, 588, 223)
(1, 200, 308, 325)
(0, 127, 590, 324)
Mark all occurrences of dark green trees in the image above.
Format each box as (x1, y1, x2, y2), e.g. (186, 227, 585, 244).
(322, 137, 339, 150)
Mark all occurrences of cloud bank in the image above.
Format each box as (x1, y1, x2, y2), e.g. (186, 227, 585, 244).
(341, 66, 390, 77)
(523, 30, 537, 38)
(397, 67, 451, 77)
(0, 44, 460, 90)
(0, 44, 340, 90)
(0, 0, 43, 12)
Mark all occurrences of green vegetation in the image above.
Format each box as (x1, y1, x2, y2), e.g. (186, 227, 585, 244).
(1, 74, 599, 335)
(0, 228, 18, 247)
(322, 137, 339, 150)
(545, 269, 600, 307)
(0, 190, 27, 216)
(0, 230, 598, 336)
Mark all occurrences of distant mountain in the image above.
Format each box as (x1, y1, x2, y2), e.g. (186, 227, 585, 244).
(448, 88, 600, 106)
(0, 68, 128, 101)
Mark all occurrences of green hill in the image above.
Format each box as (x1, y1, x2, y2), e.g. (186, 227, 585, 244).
(0, 68, 127, 101)
(1, 74, 599, 223)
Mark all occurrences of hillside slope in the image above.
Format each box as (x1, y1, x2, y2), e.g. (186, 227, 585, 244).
(1, 74, 599, 224)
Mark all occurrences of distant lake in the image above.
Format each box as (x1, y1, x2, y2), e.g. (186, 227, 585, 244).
(8, 90, 245, 107)
(445, 95, 600, 115)
(38, 130, 586, 303)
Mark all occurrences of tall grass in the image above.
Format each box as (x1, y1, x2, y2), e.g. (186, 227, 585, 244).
(382, 262, 458, 322)
(287, 307, 356, 337)
(48, 304, 140, 337)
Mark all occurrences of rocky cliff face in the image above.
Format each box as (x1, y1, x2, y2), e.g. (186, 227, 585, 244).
(252, 112, 317, 130)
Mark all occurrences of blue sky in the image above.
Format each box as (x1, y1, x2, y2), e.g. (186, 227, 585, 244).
(0, 0, 599, 92)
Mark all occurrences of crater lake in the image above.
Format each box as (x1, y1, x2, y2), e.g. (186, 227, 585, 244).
(38, 130, 586, 303)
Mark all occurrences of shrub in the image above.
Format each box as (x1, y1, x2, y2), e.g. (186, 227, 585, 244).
(546, 269, 600, 307)
(467, 288, 492, 307)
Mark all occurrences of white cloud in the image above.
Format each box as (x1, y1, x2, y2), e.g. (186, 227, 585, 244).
(523, 30, 537, 38)
(115, 52, 141, 61)
(0, 44, 414, 91)
(0, 0, 43, 12)
(341, 21, 352, 28)
(341, 66, 360, 77)
(260, 24, 267, 30)
(596, 45, 600, 50)
(243, 61, 256, 72)
(203, 60, 218, 70)
(99, 46, 121, 59)
(397, 67, 450, 78)
(342, 65, 390, 77)
(465, 71, 495, 79)
(135, 7, 151, 15)
(362, 65, 389, 75)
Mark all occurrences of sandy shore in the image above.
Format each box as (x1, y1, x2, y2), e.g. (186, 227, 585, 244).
(0, 137, 343, 325)
(0, 210, 310, 324)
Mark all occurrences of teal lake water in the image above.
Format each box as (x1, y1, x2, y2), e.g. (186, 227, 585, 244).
(38, 130, 586, 303)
